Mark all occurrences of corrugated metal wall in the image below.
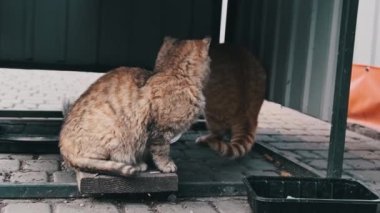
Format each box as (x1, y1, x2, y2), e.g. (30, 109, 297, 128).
(353, 0, 380, 67)
(226, 0, 343, 121)
(0, 0, 221, 71)
(0, 0, 354, 121)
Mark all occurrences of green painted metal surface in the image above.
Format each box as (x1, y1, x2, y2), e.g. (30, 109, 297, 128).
(0, 118, 59, 153)
(0, 111, 62, 118)
(327, 0, 359, 178)
(0, 183, 81, 198)
(0, 0, 221, 71)
(0, 182, 244, 199)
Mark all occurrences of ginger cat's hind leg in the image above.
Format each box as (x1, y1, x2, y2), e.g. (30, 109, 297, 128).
(195, 133, 222, 146)
(195, 116, 225, 145)
(196, 116, 258, 159)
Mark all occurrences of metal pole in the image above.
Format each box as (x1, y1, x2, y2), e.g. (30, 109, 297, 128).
(327, 0, 359, 178)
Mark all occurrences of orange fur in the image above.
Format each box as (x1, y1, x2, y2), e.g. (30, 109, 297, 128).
(196, 43, 266, 159)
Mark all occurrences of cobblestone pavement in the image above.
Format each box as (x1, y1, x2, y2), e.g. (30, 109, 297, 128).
(0, 68, 102, 110)
(0, 197, 251, 213)
(257, 102, 380, 195)
(0, 132, 282, 212)
(0, 139, 282, 185)
(1, 68, 380, 211)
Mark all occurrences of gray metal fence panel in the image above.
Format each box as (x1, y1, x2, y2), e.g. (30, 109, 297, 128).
(226, 0, 343, 121)
(353, 0, 380, 67)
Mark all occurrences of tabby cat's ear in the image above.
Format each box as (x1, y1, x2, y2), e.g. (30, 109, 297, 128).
(163, 36, 177, 43)
(203, 37, 211, 43)
(202, 37, 212, 47)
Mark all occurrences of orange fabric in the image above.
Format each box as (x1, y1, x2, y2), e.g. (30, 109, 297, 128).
(348, 64, 380, 131)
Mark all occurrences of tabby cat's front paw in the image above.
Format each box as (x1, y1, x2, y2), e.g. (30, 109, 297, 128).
(137, 162, 148, 172)
(157, 160, 177, 173)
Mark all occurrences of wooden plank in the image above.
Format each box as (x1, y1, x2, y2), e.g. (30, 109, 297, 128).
(76, 170, 178, 194)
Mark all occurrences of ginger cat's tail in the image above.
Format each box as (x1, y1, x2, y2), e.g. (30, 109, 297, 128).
(198, 122, 257, 159)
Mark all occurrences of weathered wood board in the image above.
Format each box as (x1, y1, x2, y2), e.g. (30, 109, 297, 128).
(76, 170, 178, 194)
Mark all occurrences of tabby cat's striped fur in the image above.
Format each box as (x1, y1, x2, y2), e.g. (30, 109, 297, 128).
(59, 37, 211, 176)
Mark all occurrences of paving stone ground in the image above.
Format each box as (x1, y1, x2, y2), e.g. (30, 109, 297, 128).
(0, 197, 252, 213)
(0, 160, 20, 173)
(257, 101, 380, 196)
(0, 68, 102, 110)
(3, 203, 51, 213)
(0, 134, 283, 184)
(0, 142, 281, 211)
(10, 171, 48, 183)
(1, 68, 380, 212)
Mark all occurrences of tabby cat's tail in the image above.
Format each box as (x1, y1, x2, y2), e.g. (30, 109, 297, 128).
(206, 123, 257, 159)
(62, 97, 76, 118)
(61, 98, 75, 118)
(63, 155, 139, 176)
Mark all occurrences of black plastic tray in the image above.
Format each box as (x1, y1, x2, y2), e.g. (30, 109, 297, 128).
(243, 176, 380, 213)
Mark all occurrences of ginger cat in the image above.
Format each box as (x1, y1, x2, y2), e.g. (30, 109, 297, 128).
(59, 37, 211, 176)
(196, 43, 266, 159)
